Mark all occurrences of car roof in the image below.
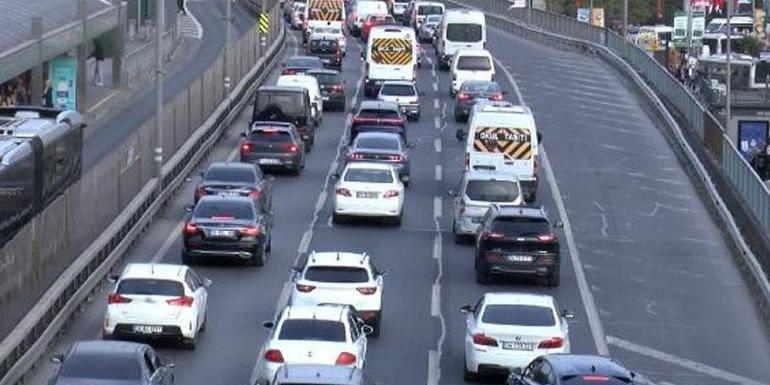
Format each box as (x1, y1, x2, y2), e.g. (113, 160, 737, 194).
(70, 340, 145, 357)
(251, 122, 295, 132)
(258, 85, 306, 93)
(546, 355, 633, 378)
(344, 161, 395, 171)
(493, 205, 547, 219)
(381, 80, 415, 87)
(275, 364, 361, 385)
(307, 251, 371, 268)
(358, 100, 399, 110)
(310, 34, 340, 41)
(121, 263, 187, 280)
(464, 169, 518, 182)
(283, 304, 350, 321)
(482, 292, 555, 307)
(456, 48, 491, 57)
(207, 161, 256, 172)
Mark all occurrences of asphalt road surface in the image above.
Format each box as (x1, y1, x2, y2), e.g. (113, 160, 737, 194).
(28, 21, 770, 385)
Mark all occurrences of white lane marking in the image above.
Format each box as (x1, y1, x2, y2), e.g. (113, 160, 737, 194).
(593, 200, 609, 238)
(433, 98, 439, 109)
(433, 196, 442, 218)
(431, 68, 437, 78)
(181, 0, 204, 39)
(298, 230, 312, 254)
(428, 205, 445, 385)
(434, 138, 442, 153)
(430, 283, 441, 316)
(434, 165, 442, 182)
(434, 116, 440, 130)
(496, 57, 609, 354)
(427, 349, 441, 385)
(432, 233, 442, 260)
(607, 336, 766, 385)
(432, 82, 438, 92)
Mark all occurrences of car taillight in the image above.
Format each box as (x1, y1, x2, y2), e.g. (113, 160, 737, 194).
(472, 333, 498, 347)
(107, 294, 132, 304)
(348, 153, 365, 160)
(356, 287, 377, 295)
(240, 142, 252, 153)
(481, 231, 504, 240)
(538, 336, 564, 349)
(335, 352, 357, 365)
(364, 21, 372, 28)
(283, 68, 296, 75)
(332, 84, 344, 92)
(166, 296, 194, 307)
(387, 154, 402, 162)
(457, 92, 471, 101)
(537, 233, 556, 242)
(489, 93, 503, 101)
(285, 143, 298, 152)
(265, 349, 285, 363)
(240, 226, 261, 237)
(249, 189, 261, 199)
(581, 375, 610, 382)
(336, 187, 352, 197)
(184, 222, 198, 235)
(383, 190, 399, 198)
(296, 283, 316, 292)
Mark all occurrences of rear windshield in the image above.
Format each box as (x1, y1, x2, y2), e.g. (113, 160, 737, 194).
(278, 319, 346, 342)
(313, 27, 342, 35)
(117, 279, 184, 297)
(425, 15, 442, 24)
(418, 5, 443, 15)
(194, 200, 255, 220)
(462, 81, 499, 93)
(465, 180, 519, 202)
(457, 56, 492, 71)
(310, 39, 338, 51)
(60, 352, 142, 380)
(380, 84, 416, 96)
(446, 23, 482, 42)
(205, 166, 255, 183)
(255, 91, 306, 118)
(250, 129, 293, 142)
(481, 304, 556, 326)
(358, 108, 400, 120)
(355, 136, 400, 150)
(304, 266, 370, 283)
(287, 57, 322, 67)
(491, 217, 550, 236)
(344, 168, 393, 183)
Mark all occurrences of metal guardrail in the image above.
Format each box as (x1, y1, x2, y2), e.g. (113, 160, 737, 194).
(0, 5, 285, 384)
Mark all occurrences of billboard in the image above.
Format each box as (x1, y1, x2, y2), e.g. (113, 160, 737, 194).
(577, 8, 590, 23)
(49, 56, 77, 111)
(591, 8, 604, 28)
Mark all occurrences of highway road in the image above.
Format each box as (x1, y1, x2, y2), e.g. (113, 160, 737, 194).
(27, 18, 770, 385)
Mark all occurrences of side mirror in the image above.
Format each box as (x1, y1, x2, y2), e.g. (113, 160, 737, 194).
(107, 274, 120, 284)
(330, 173, 340, 180)
(361, 324, 374, 336)
(460, 305, 473, 314)
(262, 321, 275, 329)
(399, 174, 410, 183)
(202, 278, 213, 287)
(537, 131, 543, 143)
(554, 220, 564, 228)
(561, 309, 576, 320)
(185, 205, 194, 213)
(240, 132, 247, 138)
(50, 354, 64, 364)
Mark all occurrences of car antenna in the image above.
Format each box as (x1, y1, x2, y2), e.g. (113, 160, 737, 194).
(591, 365, 597, 373)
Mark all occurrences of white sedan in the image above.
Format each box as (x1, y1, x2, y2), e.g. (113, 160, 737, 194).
(290, 251, 386, 335)
(333, 162, 405, 225)
(462, 292, 574, 380)
(103, 263, 211, 349)
(257, 304, 371, 384)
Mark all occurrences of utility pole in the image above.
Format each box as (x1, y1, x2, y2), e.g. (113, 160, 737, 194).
(527, 0, 532, 24)
(623, 0, 628, 40)
(154, 0, 165, 179)
(224, 0, 232, 97)
(727, 0, 732, 123)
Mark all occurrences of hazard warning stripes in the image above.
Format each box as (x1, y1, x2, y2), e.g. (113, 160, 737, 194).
(307, 0, 343, 21)
(258, 12, 269, 34)
(472, 127, 532, 160)
(371, 38, 413, 66)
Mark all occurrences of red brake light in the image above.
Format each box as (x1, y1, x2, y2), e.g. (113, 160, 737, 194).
(383, 190, 399, 198)
(335, 352, 357, 365)
(356, 287, 377, 295)
(107, 293, 132, 304)
(296, 283, 317, 292)
(166, 296, 194, 307)
(332, 84, 344, 92)
(265, 349, 285, 363)
(283, 68, 296, 75)
(387, 154, 402, 162)
(285, 143, 299, 152)
(348, 153, 365, 160)
(489, 93, 503, 101)
(457, 92, 471, 101)
(472, 333, 498, 347)
(482, 232, 504, 240)
(336, 187, 352, 197)
(581, 375, 610, 382)
(184, 222, 198, 235)
(240, 226, 261, 237)
(538, 336, 564, 349)
(537, 233, 556, 242)
(241, 142, 252, 153)
(249, 189, 261, 199)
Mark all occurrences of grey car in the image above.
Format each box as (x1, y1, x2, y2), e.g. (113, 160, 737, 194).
(271, 364, 374, 385)
(345, 132, 413, 186)
(240, 122, 307, 174)
(52, 340, 174, 385)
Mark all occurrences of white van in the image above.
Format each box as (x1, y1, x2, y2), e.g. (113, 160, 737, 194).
(349, 0, 388, 36)
(436, 9, 486, 71)
(465, 104, 539, 202)
(410, 1, 444, 30)
(303, 0, 345, 37)
(450, 49, 494, 95)
(364, 26, 418, 97)
(276, 75, 324, 123)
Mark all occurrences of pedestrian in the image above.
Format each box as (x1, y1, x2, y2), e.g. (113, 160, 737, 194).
(42, 79, 52, 107)
(92, 40, 104, 87)
(751, 144, 770, 180)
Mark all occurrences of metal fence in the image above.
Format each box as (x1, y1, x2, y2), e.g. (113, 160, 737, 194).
(452, 0, 770, 247)
(0, 3, 284, 383)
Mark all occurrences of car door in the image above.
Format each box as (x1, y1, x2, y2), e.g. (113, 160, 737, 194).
(187, 269, 207, 328)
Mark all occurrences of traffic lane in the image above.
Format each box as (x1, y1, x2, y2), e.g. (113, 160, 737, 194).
(486, 27, 770, 383)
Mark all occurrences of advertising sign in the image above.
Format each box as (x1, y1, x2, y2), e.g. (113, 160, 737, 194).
(49, 56, 77, 110)
(674, 11, 688, 48)
(755, 8, 767, 41)
(591, 8, 604, 28)
(577, 8, 590, 23)
(691, 10, 705, 47)
(511, 0, 526, 8)
(738, 120, 769, 159)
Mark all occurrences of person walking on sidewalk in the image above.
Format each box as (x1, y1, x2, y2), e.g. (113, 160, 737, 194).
(93, 40, 105, 87)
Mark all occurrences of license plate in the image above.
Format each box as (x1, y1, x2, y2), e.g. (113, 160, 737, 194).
(220, 191, 240, 197)
(356, 191, 378, 199)
(322, 96, 330, 101)
(321, 58, 330, 63)
(259, 158, 282, 165)
(132, 325, 163, 334)
(506, 255, 534, 262)
(502, 341, 535, 351)
(210, 229, 235, 237)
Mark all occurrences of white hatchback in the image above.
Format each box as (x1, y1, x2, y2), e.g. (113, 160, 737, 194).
(290, 251, 386, 335)
(257, 305, 371, 384)
(450, 49, 495, 95)
(462, 292, 574, 379)
(333, 162, 405, 225)
(103, 263, 211, 349)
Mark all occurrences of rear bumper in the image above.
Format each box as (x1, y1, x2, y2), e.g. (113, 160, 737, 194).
(478, 255, 558, 277)
(108, 324, 189, 340)
(334, 197, 402, 217)
(183, 237, 265, 259)
(242, 153, 301, 169)
(399, 104, 420, 118)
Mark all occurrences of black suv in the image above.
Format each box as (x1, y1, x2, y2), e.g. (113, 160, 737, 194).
(307, 37, 343, 70)
(474, 205, 562, 286)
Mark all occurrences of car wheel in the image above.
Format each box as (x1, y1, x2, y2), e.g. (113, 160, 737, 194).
(181, 250, 195, 265)
(392, 213, 402, 226)
(200, 313, 208, 332)
(370, 315, 381, 337)
(249, 244, 266, 267)
(475, 261, 490, 284)
(463, 360, 479, 382)
(181, 337, 196, 350)
(547, 268, 561, 287)
(455, 129, 465, 141)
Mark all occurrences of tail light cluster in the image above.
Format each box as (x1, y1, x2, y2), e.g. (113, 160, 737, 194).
(456, 92, 471, 101)
(383, 190, 399, 199)
(536, 233, 556, 242)
(184, 222, 198, 235)
(166, 296, 194, 307)
(282, 68, 297, 75)
(356, 286, 377, 295)
(249, 189, 262, 199)
(265, 349, 285, 363)
(386, 155, 402, 162)
(296, 283, 316, 292)
(332, 84, 344, 93)
(241, 142, 252, 153)
(472, 333, 498, 347)
(107, 294, 132, 304)
(240, 225, 262, 237)
(349, 153, 365, 161)
(335, 352, 357, 365)
(285, 143, 299, 152)
(335, 187, 352, 197)
(481, 231, 504, 240)
(538, 336, 564, 349)
(489, 93, 504, 101)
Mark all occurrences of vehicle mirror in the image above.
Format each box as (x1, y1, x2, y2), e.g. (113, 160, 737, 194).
(460, 305, 473, 314)
(561, 309, 576, 320)
(377, 268, 390, 277)
(240, 132, 247, 138)
(50, 354, 64, 364)
(202, 278, 213, 287)
(330, 173, 340, 180)
(399, 174, 409, 183)
(107, 274, 120, 284)
(262, 320, 275, 329)
(361, 324, 374, 336)
(536, 131, 543, 143)
(554, 220, 564, 228)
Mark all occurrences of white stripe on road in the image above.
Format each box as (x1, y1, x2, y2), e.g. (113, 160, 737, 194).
(433, 98, 439, 109)
(434, 138, 442, 153)
(432, 82, 438, 92)
(434, 165, 442, 182)
(433, 196, 442, 218)
(434, 117, 440, 130)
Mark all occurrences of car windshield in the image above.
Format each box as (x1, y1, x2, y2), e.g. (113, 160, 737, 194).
(380, 84, 416, 96)
(457, 56, 492, 71)
(446, 23, 482, 42)
(344, 168, 394, 183)
(355, 136, 400, 150)
(255, 91, 305, 118)
(304, 266, 370, 283)
(116, 279, 185, 296)
(462, 81, 499, 93)
(250, 129, 293, 142)
(287, 57, 321, 67)
(278, 319, 347, 342)
(465, 180, 519, 202)
(205, 166, 255, 183)
(358, 108, 400, 120)
(491, 217, 551, 236)
(418, 5, 443, 15)
(481, 304, 556, 326)
(59, 352, 143, 380)
(194, 200, 255, 220)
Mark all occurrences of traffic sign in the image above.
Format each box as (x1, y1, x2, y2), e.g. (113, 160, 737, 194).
(259, 12, 269, 34)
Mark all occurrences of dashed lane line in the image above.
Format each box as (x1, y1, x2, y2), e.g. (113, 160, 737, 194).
(434, 138, 442, 153)
(434, 165, 442, 182)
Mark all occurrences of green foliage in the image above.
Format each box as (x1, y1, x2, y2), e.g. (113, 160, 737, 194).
(740, 34, 764, 57)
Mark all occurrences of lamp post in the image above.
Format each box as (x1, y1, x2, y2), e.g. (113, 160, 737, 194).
(154, 0, 165, 179)
(727, 0, 732, 123)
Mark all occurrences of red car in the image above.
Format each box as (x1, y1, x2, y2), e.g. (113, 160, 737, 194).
(361, 14, 397, 41)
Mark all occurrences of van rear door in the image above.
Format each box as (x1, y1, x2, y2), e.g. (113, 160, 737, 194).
(468, 126, 533, 177)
